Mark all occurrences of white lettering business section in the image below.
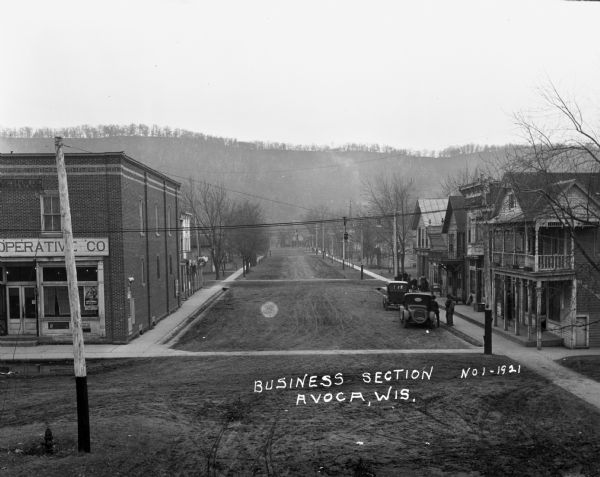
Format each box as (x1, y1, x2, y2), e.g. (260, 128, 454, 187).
(0, 238, 109, 257)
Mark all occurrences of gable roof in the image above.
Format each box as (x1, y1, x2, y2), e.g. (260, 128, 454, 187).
(491, 172, 600, 224)
(442, 196, 466, 233)
(411, 198, 448, 229)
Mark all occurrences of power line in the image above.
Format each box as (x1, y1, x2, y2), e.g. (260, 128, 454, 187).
(1, 200, 588, 236)
(0, 207, 466, 236)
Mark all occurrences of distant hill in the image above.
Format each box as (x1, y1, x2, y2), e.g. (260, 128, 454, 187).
(0, 135, 503, 222)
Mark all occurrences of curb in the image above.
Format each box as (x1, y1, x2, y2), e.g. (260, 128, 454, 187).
(441, 322, 483, 347)
(158, 287, 229, 346)
(451, 308, 546, 348)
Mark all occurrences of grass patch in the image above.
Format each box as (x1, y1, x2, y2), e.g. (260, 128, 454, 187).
(557, 355, 600, 383)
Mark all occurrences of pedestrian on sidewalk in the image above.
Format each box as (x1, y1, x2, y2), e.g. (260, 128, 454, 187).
(445, 294, 455, 326)
(431, 294, 440, 328)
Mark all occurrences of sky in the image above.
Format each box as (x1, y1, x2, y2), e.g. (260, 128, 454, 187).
(2, 0, 600, 151)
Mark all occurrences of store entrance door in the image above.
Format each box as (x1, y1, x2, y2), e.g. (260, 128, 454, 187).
(7, 285, 37, 335)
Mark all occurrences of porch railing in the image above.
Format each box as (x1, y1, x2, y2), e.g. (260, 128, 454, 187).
(538, 254, 571, 270)
(492, 252, 573, 271)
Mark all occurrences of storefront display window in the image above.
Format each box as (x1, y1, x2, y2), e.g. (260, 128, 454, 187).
(42, 265, 99, 318)
(43, 285, 98, 317)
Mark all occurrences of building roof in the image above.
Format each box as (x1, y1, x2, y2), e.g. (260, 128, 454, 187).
(0, 151, 181, 188)
(491, 172, 600, 224)
(442, 196, 466, 233)
(411, 198, 448, 229)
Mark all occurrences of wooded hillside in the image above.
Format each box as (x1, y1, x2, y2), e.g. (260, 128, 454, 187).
(0, 132, 502, 222)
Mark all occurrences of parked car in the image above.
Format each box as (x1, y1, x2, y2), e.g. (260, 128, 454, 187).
(381, 281, 409, 310)
(399, 292, 437, 328)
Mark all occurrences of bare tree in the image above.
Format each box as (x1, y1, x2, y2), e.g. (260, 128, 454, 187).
(363, 174, 415, 275)
(182, 180, 232, 279)
(229, 200, 269, 275)
(511, 83, 600, 175)
(506, 84, 600, 301)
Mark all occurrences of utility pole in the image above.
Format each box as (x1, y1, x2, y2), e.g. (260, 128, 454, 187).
(342, 216, 347, 269)
(393, 211, 398, 279)
(196, 215, 203, 289)
(322, 215, 325, 259)
(55, 137, 90, 453)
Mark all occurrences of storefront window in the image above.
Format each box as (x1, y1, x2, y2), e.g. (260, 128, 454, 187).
(43, 285, 98, 317)
(42, 265, 99, 318)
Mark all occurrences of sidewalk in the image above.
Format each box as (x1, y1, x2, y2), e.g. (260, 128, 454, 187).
(0, 269, 244, 360)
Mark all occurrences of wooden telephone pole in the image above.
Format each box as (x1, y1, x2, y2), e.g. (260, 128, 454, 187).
(55, 137, 91, 453)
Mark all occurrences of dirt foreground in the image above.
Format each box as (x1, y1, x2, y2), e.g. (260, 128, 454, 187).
(2, 354, 600, 476)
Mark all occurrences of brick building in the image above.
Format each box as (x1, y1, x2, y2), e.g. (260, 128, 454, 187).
(0, 152, 180, 343)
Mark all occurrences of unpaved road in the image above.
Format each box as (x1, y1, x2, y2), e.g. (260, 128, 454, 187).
(176, 248, 468, 351)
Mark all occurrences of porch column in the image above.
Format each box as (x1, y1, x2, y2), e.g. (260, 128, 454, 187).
(534, 223, 540, 272)
(536, 281, 543, 350)
(492, 273, 498, 327)
(527, 280, 533, 342)
(515, 278, 521, 336)
(546, 282, 550, 326)
(570, 278, 578, 349)
(503, 277, 508, 331)
(564, 227, 568, 265)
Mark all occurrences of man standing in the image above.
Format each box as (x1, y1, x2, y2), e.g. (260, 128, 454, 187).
(431, 295, 440, 328)
(445, 295, 455, 327)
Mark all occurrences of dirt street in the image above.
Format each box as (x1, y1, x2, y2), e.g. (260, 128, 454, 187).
(176, 249, 467, 351)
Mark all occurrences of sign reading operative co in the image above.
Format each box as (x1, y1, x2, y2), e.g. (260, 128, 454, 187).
(0, 238, 109, 257)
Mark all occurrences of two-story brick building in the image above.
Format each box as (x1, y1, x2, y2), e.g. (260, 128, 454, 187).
(0, 152, 180, 343)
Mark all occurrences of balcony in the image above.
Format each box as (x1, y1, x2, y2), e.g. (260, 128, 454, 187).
(467, 243, 484, 256)
(492, 252, 573, 272)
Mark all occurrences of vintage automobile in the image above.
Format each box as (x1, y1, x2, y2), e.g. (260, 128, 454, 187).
(382, 281, 409, 310)
(399, 292, 437, 328)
